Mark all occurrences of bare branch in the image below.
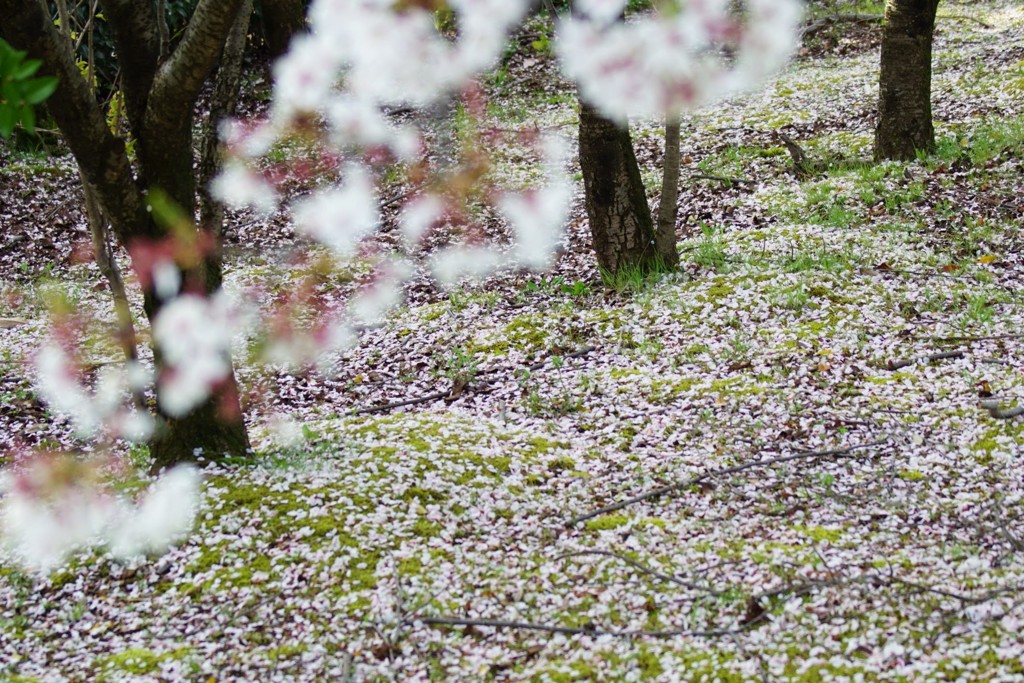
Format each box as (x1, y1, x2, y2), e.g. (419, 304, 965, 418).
(980, 400, 1024, 420)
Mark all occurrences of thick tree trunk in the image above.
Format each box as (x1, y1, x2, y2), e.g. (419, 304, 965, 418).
(655, 117, 681, 269)
(874, 0, 940, 160)
(260, 0, 306, 58)
(577, 99, 659, 277)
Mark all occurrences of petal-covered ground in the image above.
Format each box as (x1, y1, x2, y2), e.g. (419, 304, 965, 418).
(3, 1, 1024, 681)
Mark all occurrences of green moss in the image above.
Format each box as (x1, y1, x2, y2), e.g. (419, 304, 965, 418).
(403, 486, 449, 504)
(412, 519, 442, 538)
(97, 647, 191, 676)
(866, 371, 917, 384)
(524, 436, 567, 455)
(648, 376, 697, 403)
(469, 312, 551, 355)
(898, 469, 927, 482)
(585, 514, 630, 531)
(548, 456, 577, 472)
(708, 377, 765, 398)
(266, 643, 307, 662)
(795, 524, 844, 543)
(699, 281, 737, 302)
(421, 304, 446, 322)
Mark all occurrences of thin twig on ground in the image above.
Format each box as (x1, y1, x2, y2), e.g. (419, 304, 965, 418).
(801, 13, 883, 36)
(349, 346, 596, 415)
(404, 614, 766, 639)
(567, 440, 888, 526)
(927, 333, 1024, 343)
(886, 349, 965, 371)
(689, 173, 755, 186)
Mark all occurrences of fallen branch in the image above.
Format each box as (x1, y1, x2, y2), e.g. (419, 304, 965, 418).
(689, 173, 755, 186)
(405, 615, 764, 639)
(350, 389, 453, 416)
(801, 13, 882, 36)
(886, 349, 965, 371)
(936, 13, 994, 29)
(980, 399, 1024, 420)
(927, 333, 1024, 344)
(349, 346, 596, 416)
(407, 572, 896, 639)
(774, 131, 811, 177)
(567, 440, 887, 526)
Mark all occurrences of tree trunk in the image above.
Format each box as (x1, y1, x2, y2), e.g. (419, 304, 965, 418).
(577, 99, 659, 277)
(200, 0, 254, 239)
(260, 0, 305, 58)
(655, 116, 681, 269)
(874, 0, 940, 161)
(1, 0, 252, 470)
(83, 178, 146, 411)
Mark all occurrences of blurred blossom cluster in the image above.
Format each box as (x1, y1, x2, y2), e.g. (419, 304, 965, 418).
(12, 0, 801, 573)
(561, 0, 802, 120)
(0, 459, 202, 573)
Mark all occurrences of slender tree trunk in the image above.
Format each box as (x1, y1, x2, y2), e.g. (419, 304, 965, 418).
(874, 0, 940, 160)
(260, 0, 305, 58)
(655, 116, 681, 269)
(83, 179, 146, 410)
(199, 0, 253, 239)
(156, 0, 171, 60)
(577, 99, 658, 277)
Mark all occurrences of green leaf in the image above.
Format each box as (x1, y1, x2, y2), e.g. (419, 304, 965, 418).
(19, 104, 35, 133)
(0, 80, 18, 106)
(0, 106, 16, 138)
(13, 58, 42, 80)
(23, 77, 58, 105)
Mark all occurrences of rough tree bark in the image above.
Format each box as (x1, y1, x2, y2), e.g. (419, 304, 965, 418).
(260, 0, 306, 58)
(874, 0, 940, 160)
(655, 116, 681, 269)
(199, 0, 254, 239)
(577, 99, 660, 276)
(0, 0, 252, 472)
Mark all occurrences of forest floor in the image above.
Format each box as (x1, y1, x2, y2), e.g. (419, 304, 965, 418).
(3, 0, 1024, 681)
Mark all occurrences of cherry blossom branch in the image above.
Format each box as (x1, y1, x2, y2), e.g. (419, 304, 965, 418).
(567, 440, 889, 526)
